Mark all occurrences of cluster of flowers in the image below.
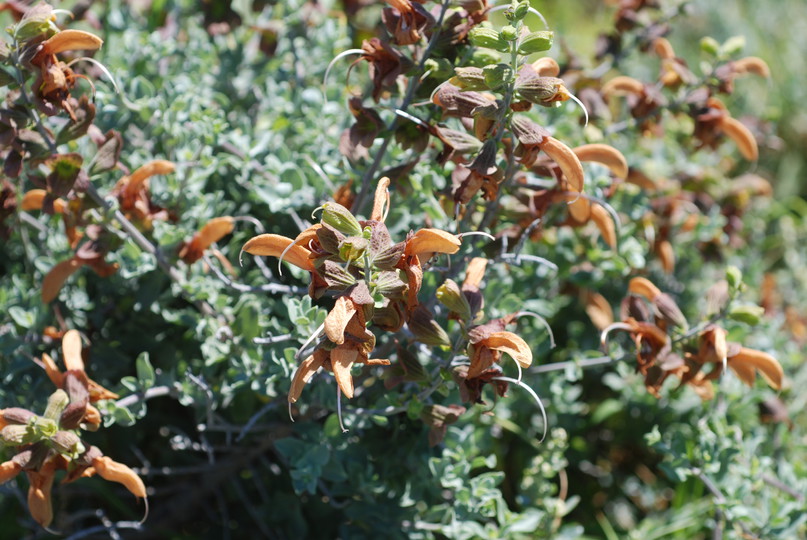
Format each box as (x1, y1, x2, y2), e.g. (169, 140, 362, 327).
(0, 331, 146, 528)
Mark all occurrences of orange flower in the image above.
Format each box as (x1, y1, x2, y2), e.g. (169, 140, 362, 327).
(37, 329, 118, 429)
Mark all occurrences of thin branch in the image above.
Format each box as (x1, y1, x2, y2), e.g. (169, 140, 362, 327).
(350, 0, 451, 214)
(115, 385, 177, 409)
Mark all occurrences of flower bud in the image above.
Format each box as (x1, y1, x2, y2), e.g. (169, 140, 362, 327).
(373, 242, 405, 270)
(408, 306, 451, 347)
(321, 202, 362, 237)
(451, 67, 490, 91)
(482, 63, 514, 91)
(728, 305, 765, 326)
(500, 25, 518, 42)
(43, 389, 69, 422)
(1, 425, 38, 446)
(3, 408, 36, 425)
(338, 236, 369, 263)
(515, 76, 569, 106)
(653, 293, 688, 329)
(725, 266, 743, 289)
(700, 36, 720, 56)
(513, 1, 530, 20)
(469, 49, 502, 67)
(50, 430, 82, 455)
(374, 270, 408, 297)
(468, 27, 511, 53)
(436, 280, 473, 321)
(517, 31, 554, 55)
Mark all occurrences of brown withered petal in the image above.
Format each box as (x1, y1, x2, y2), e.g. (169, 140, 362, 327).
(42, 258, 83, 303)
(27, 459, 57, 527)
(541, 137, 584, 192)
(656, 239, 675, 274)
(179, 216, 235, 263)
(242, 234, 315, 272)
(330, 348, 358, 399)
(91, 456, 147, 499)
(653, 293, 688, 329)
(40, 29, 103, 56)
(583, 290, 614, 331)
(288, 353, 327, 403)
(405, 229, 461, 259)
(590, 204, 616, 248)
(325, 296, 357, 345)
(718, 116, 758, 161)
(652, 37, 675, 60)
(467, 345, 498, 379)
(463, 257, 488, 289)
(627, 276, 662, 301)
(88, 379, 119, 402)
(82, 404, 102, 429)
(3, 408, 37, 425)
(601, 76, 645, 96)
(124, 160, 176, 195)
(0, 460, 21, 484)
(370, 177, 391, 222)
(484, 331, 533, 368)
(62, 330, 84, 372)
(732, 56, 770, 78)
(565, 196, 592, 224)
(21, 190, 67, 213)
(573, 144, 629, 179)
(728, 347, 784, 390)
(510, 115, 550, 146)
(40, 353, 64, 388)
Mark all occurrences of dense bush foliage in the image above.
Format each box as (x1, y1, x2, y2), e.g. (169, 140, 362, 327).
(1, 0, 805, 538)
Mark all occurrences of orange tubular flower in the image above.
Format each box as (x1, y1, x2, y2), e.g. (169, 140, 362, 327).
(244, 178, 462, 406)
(382, 0, 434, 45)
(37, 330, 118, 429)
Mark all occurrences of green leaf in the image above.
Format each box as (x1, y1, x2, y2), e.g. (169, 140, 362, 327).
(135, 352, 156, 389)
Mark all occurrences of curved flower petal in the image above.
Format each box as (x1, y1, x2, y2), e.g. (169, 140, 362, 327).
(729, 347, 783, 390)
(541, 136, 584, 192)
(242, 234, 314, 272)
(62, 329, 84, 371)
(573, 144, 628, 179)
(325, 296, 357, 345)
(288, 352, 326, 403)
(484, 331, 533, 368)
(405, 229, 461, 259)
(331, 348, 358, 399)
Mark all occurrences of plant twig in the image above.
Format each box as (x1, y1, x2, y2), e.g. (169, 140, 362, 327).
(350, 0, 451, 214)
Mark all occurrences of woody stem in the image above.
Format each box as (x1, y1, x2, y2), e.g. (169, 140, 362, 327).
(350, 0, 451, 215)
